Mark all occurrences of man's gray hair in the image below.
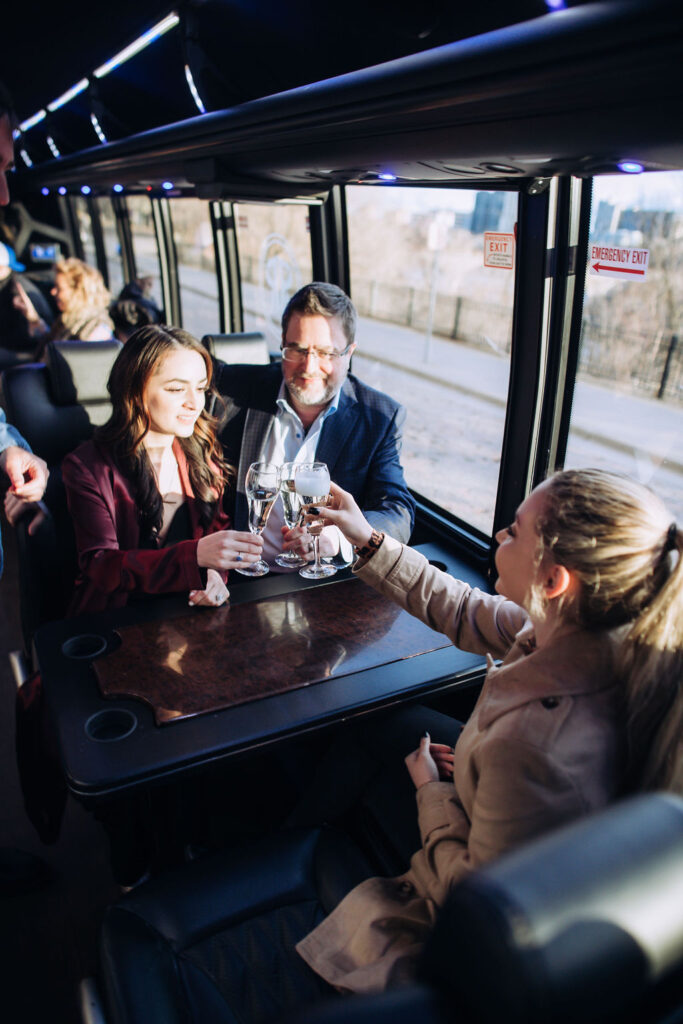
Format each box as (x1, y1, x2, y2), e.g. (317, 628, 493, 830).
(282, 282, 357, 347)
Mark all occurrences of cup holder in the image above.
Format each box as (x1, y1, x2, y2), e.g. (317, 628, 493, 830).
(85, 708, 137, 742)
(428, 560, 448, 572)
(62, 634, 108, 659)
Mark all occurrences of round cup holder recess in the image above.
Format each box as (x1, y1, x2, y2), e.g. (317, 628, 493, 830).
(62, 634, 108, 659)
(85, 708, 138, 742)
(428, 560, 448, 572)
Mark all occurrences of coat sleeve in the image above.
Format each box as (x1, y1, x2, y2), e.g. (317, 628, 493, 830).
(63, 452, 206, 598)
(411, 736, 588, 904)
(0, 408, 31, 454)
(360, 403, 415, 543)
(355, 534, 526, 658)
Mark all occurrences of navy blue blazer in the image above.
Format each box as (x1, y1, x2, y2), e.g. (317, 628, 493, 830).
(216, 362, 415, 543)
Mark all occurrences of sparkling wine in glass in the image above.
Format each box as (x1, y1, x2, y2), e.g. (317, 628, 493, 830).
(235, 462, 279, 577)
(295, 462, 336, 580)
(274, 461, 307, 568)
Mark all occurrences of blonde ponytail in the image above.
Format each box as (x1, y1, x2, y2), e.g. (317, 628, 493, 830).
(538, 471, 683, 794)
(621, 524, 683, 792)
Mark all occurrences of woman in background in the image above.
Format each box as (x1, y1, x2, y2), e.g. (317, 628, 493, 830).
(13, 256, 113, 355)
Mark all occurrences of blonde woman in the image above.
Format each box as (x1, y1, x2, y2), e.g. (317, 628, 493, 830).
(294, 469, 682, 992)
(13, 256, 113, 355)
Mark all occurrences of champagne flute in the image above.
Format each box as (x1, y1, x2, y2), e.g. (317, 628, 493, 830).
(274, 461, 307, 568)
(295, 461, 337, 580)
(235, 461, 280, 576)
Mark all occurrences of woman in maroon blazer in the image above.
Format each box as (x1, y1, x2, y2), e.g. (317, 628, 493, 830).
(63, 324, 263, 614)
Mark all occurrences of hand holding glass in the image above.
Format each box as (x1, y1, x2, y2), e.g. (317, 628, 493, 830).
(295, 462, 336, 580)
(236, 462, 279, 577)
(274, 461, 307, 568)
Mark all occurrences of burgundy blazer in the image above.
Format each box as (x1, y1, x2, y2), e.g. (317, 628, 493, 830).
(62, 439, 230, 615)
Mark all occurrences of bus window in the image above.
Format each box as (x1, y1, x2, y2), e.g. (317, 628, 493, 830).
(126, 195, 164, 315)
(346, 185, 517, 535)
(235, 203, 313, 348)
(72, 196, 97, 268)
(95, 197, 124, 297)
(564, 171, 683, 519)
(168, 198, 219, 338)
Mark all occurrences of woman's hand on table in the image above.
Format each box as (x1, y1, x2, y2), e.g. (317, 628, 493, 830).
(189, 568, 230, 607)
(304, 482, 373, 549)
(404, 732, 441, 789)
(197, 529, 263, 572)
(282, 523, 340, 560)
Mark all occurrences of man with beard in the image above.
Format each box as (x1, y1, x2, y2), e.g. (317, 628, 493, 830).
(217, 282, 414, 568)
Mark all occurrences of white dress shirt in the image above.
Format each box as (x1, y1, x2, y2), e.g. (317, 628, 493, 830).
(259, 381, 342, 568)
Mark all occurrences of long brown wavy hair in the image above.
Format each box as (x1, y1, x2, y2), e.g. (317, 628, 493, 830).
(95, 324, 232, 538)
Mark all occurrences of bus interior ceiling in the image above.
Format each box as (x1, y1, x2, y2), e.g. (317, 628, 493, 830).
(0, 2, 682, 1022)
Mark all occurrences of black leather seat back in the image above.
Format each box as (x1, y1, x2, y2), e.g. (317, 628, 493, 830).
(421, 792, 683, 1024)
(201, 331, 270, 365)
(44, 339, 121, 427)
(0, 362, 92, 465)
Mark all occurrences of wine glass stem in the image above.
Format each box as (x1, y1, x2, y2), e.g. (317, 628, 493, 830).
(311, 533, 321, 571)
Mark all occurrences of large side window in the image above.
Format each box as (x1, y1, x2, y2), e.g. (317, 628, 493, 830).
(564, 171, 683, 519)
(234, 203, 313, 347)
(168, 198, 219, 338)
(346, 185, 517, 535)
(96, 197, 124, 297)
(126, 196, 164, 315)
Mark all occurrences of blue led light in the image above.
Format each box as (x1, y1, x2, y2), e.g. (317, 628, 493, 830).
(81, 185, 92, 195)
(58, 186, 67, 195)
(113, 184, 124, 193)
(161, 181, 174, 191)
(617, 160, 644, 174)
(41, 187, 50, 196)
(545, 0, 566, 9)
(378, 173, 397, 181)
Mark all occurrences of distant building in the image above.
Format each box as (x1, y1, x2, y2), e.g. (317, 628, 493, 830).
(594, 200, 618, 235)
(617, 208, 674, 238)
(470, 192, 505, 234)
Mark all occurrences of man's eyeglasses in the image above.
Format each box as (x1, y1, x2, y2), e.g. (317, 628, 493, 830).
(280, 342, 354, 364)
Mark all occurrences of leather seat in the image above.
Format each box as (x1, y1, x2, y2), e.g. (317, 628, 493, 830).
(100, 827, 375, 1024)
(0, 338, 122, 650)
(202, 331, 271, 367)
(97, 794, 683, 1024)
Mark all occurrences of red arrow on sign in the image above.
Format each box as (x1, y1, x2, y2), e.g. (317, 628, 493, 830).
(592, 262, 646, 276)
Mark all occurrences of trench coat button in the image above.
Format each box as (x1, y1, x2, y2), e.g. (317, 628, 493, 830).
(541, 696, 560, 709)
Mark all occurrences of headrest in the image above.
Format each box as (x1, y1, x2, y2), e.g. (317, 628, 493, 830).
(202, 331, 270, 365)
(45, 340, 122, 418)
(420, 793, 683, 1024)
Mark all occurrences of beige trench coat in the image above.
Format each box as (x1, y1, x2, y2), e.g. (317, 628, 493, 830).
(297, 536, 624, 993)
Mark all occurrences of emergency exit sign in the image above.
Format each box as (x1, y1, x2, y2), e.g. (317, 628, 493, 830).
(589, 246, 649, 279)
(484, 232, 515, 269)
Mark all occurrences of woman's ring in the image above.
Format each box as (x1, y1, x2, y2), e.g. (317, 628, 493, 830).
(235, 553, 242, 562)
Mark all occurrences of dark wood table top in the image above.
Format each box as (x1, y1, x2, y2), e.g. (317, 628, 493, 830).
(35, 543, 488, 802)
(93, 577, 452, 724)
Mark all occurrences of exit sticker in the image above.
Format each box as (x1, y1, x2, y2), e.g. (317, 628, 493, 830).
(589, 246, 649, 279)
(484, 232, 515, 269)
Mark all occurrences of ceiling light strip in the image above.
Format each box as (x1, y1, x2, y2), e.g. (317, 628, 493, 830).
(93, 12, 180, 79)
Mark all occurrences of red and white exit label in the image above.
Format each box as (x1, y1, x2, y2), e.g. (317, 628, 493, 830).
(589, 246, 649, 279)
(484, 232, 515, 269)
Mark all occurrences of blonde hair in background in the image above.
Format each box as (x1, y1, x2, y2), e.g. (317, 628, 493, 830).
(531, 469, 682, 794)
(55, 257, 111, 327)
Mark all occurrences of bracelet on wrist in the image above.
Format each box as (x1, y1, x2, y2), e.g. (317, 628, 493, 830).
(354, 529, 385, 561)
